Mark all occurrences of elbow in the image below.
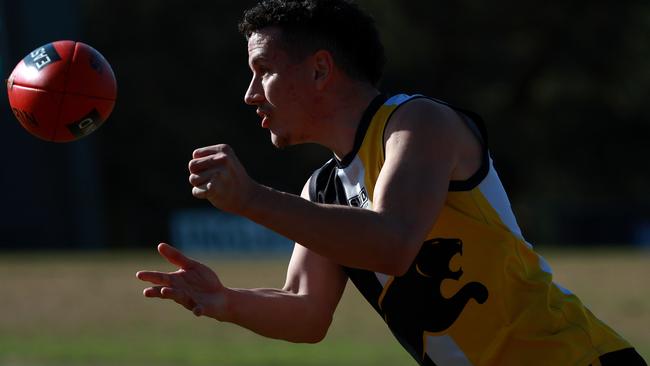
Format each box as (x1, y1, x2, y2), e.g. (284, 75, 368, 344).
(380, 237, 421, 277)
(299, 329, 327, 344)
(291, 315, 332, 344)
(384, 256, 413, 277)
(392, 261, 412, 278)
(374, 252, 414, 277)
(303, 313, 333, 344)
(280, 297, 333, 344)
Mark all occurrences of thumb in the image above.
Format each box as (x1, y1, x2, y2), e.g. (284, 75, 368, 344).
(192, 183, 210, 199)
(157, 243, 197, 269)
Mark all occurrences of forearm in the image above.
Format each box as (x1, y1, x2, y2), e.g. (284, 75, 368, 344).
(245, 186, 418, 275)
(220, 287, 331, 343)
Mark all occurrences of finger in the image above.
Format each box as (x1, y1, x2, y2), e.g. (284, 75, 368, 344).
(136, 271, 172, 286)
(192, 304, 204, 317)
(189, 170, 217, 187)
(143, 286, 185, 302)
(161, 287, 198, 311)
(192, 185, 208, 199)
(158, 243, 197, 269)
(192, 146, 218, 159)
(192, 181, 213, 199)
(192, 144, 232, 159)
(188, 155, 210, 174)
(143, 286, 165, 298)
(188, 155, 228, 175)
(143, 287, 193, 309)
(160, 287, 188, 303)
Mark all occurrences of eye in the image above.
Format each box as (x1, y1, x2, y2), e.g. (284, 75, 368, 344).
(259, 66, 270, 76)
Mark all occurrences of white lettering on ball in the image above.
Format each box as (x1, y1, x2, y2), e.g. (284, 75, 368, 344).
(79, 118, 95, 129)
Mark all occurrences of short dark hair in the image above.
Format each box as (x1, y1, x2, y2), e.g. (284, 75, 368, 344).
(239, 0, 385, 86)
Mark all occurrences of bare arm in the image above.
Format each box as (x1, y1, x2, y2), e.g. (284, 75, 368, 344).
(226, 242, 347, 343)
(137, 182, 347, 343)
(190, 99, 480, 275)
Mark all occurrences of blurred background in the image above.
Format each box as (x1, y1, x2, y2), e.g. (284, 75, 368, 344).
(2, 0, 650, 249)
(1, 1, 648, 365)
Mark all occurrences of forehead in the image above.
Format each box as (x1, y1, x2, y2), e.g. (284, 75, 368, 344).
(247, 28, 284, 59)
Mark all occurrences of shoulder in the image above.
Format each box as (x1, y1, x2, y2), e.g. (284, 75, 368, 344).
(384, 96, 466, 140)
(382, 97, 469, 158)
(381, 96, 484, 182)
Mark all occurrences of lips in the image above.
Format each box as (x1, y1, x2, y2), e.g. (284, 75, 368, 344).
(257, 109, 270, 128)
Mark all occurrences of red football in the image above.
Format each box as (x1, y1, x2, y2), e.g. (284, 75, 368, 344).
(6, 40, 117, 142)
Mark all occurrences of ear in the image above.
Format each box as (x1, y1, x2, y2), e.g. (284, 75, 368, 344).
(312, 49, 334, 90)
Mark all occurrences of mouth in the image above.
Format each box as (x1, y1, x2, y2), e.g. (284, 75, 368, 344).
(257, 109, 270, 128)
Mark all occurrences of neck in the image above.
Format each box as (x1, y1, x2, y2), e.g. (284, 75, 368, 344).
(318, 84, 380, 159)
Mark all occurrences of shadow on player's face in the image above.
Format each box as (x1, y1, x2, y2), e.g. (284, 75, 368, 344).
(245, 27, 316, 148)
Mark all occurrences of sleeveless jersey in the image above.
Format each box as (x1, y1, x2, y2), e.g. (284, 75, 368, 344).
(308, 94, 631, 366)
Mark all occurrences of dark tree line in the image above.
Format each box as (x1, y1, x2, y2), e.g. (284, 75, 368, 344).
(2, 1, 649, 247)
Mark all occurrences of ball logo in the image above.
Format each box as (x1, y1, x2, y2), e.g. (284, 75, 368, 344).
(66, 109, 104, 138)
(23, 43, 61, 71)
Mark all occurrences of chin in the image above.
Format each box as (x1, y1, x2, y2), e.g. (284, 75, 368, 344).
(271, 134, 290, 149)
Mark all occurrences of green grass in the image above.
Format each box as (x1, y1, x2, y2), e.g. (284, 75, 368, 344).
(0, 248, 648, 365)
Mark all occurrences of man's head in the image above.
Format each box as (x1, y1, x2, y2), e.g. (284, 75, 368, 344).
(240, 0, 385, 150)
(239, 0, 385, 87)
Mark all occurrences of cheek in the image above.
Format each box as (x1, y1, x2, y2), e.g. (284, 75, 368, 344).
(285, 66, 312, 102)
(286, 82, 301, 104)
(312, 94, 324, 106)
(265, 72, 311, 112)
(261, 78, 273, 99)
(263, 77, 290, 104)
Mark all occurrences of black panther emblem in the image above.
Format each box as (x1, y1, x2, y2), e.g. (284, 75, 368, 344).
(379, 238, 488, 364)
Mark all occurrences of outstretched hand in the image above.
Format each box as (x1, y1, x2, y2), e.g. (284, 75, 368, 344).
(136, 243, 228, 319)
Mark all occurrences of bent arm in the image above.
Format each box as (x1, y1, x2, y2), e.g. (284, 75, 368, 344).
(223, 243, 347, 343)
(244, 100, 472, 275)
(138, 182, 348, 343)
(222, 183, 347, 342)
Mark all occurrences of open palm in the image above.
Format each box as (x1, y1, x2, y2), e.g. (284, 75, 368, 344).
(137, 243, 226, 318)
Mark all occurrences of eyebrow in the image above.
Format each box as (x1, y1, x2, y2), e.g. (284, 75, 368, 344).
(250, 55, 269, 66)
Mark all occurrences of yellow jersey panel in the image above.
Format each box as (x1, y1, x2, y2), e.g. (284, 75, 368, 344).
(308, 93, 632, 366)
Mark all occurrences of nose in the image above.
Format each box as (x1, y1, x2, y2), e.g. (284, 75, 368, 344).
(244, 75, 264, 106)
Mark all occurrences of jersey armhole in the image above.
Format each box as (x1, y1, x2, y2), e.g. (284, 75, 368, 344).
(308, 159, 336, 203)
(448, 107, 490, 191)
(381, 95, 490, 192)
(308, 168, 321, 203)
